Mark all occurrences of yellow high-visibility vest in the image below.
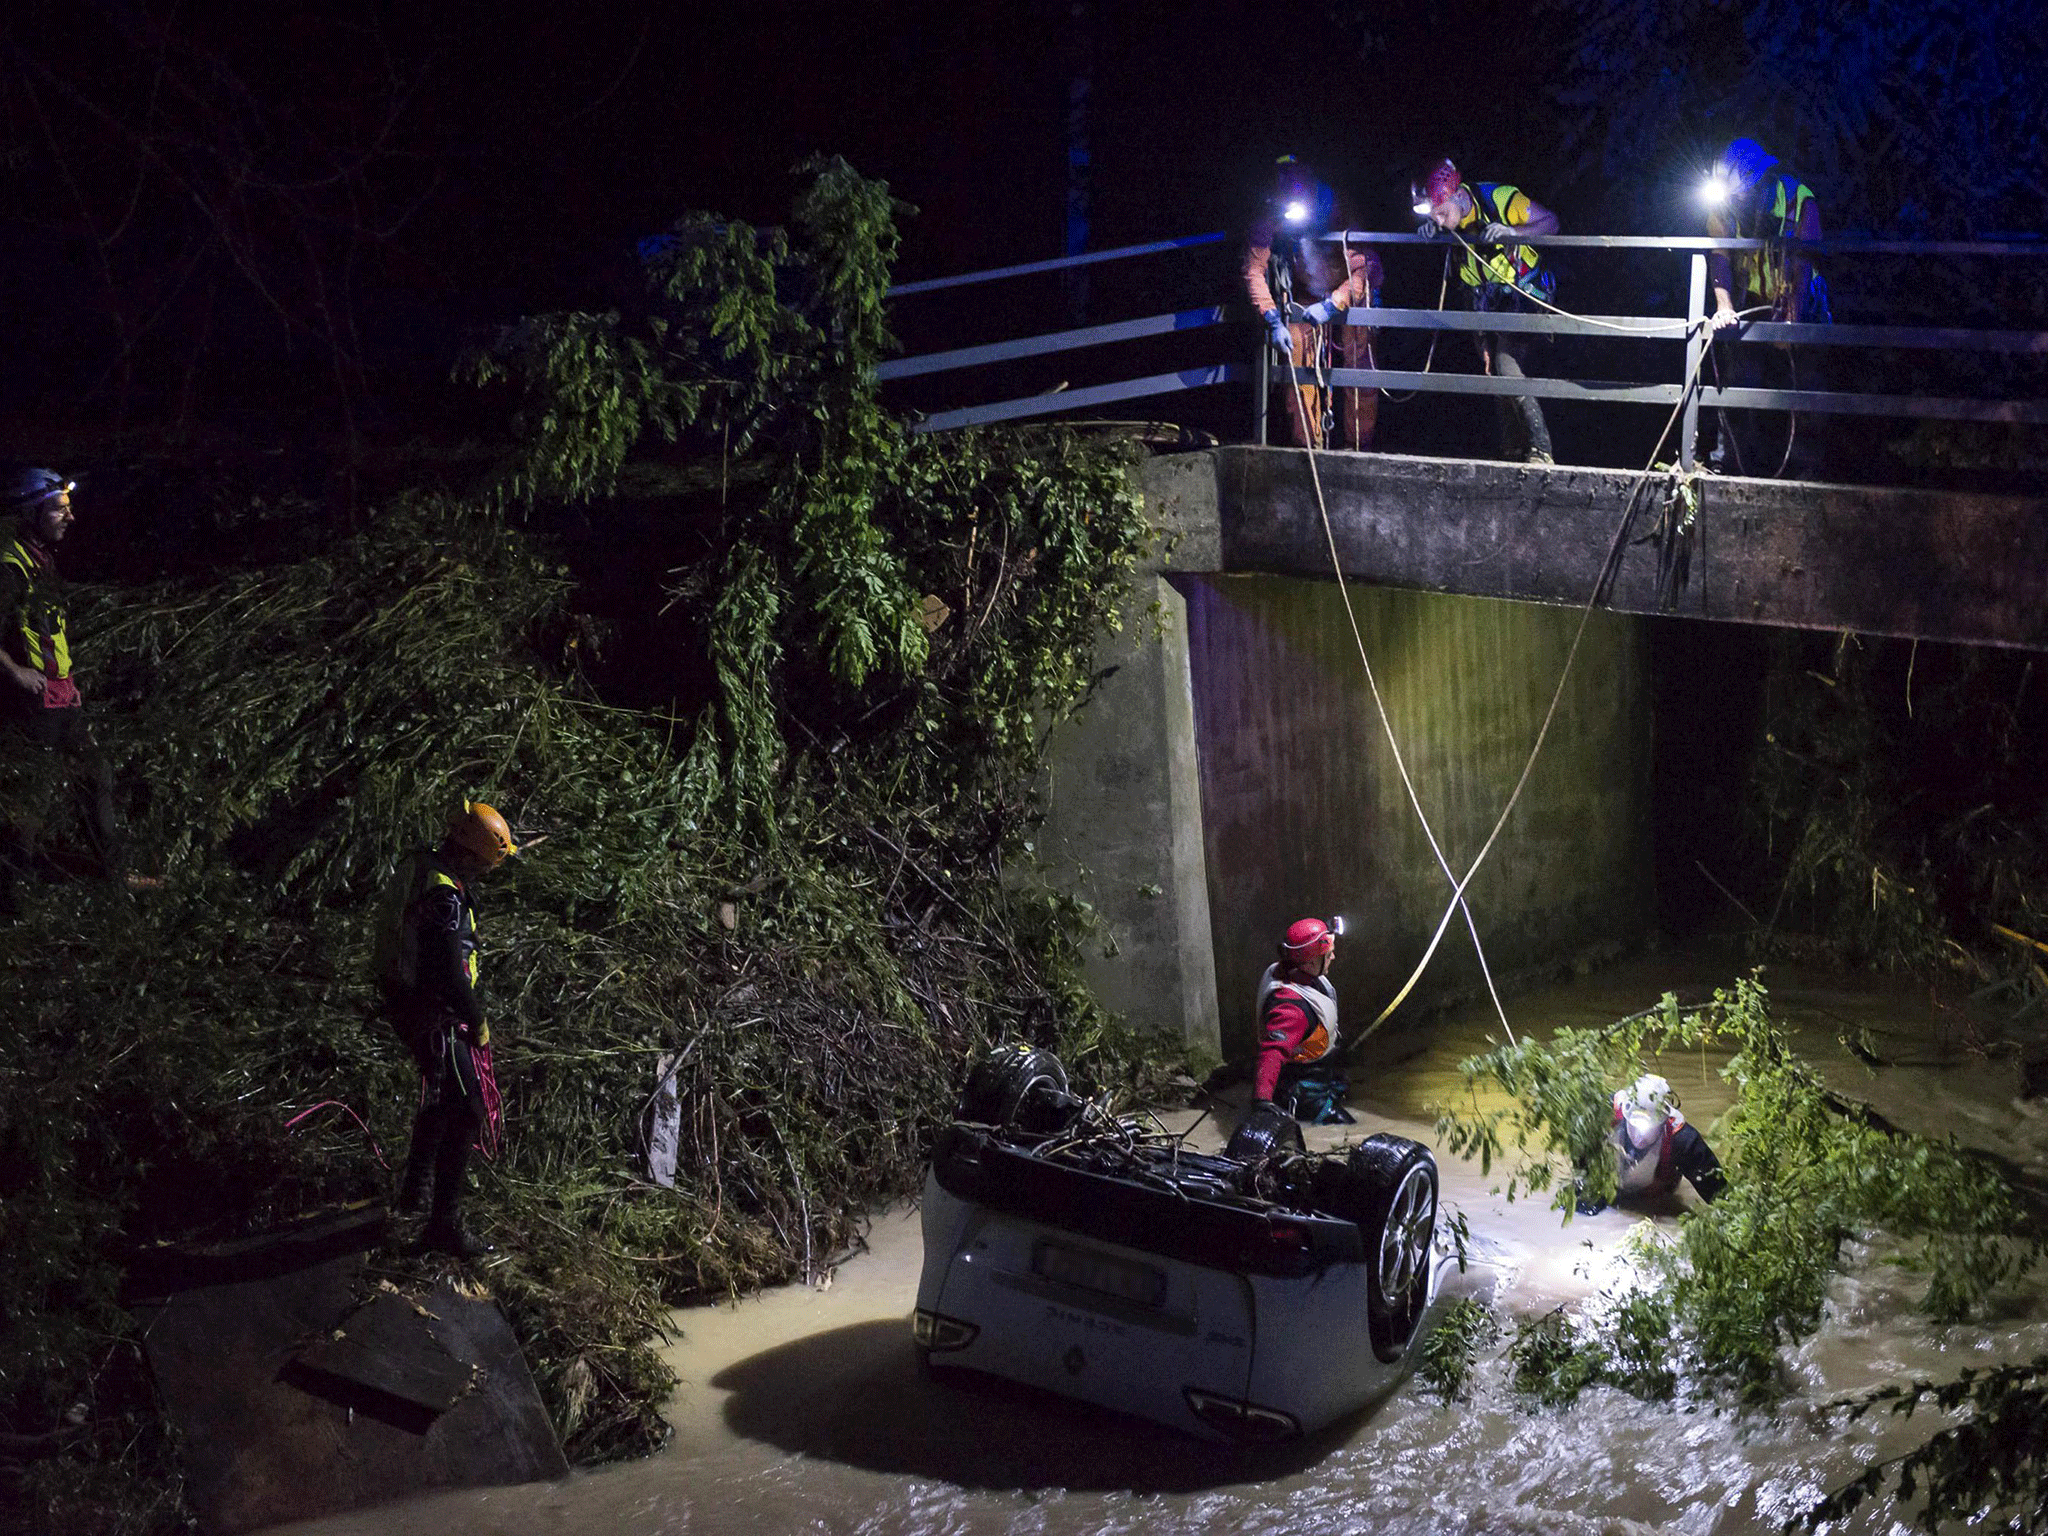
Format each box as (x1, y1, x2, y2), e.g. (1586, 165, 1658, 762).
(1456, 183, 1545, 291)
(0, 534, 70, 682)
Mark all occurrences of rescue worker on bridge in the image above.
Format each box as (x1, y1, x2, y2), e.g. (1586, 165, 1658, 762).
(1417, 159, 1559, 466)
(1702, 137, 1830, 476)
(1254, 916, 1356, 1124)
(374, 800, 518, 1258)
(0, 467, 131, 916)
(1243, 156, 1384, 451)
(1574, 1072, 1726, 1215)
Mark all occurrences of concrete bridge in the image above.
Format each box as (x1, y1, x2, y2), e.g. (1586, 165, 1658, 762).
(1038, 447, 2048, 1062)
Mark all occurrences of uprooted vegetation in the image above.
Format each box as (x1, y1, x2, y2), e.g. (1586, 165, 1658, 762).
(1737, 630, 2048, 1001)
(1433, 973, 2048, 1530)
(0, 159, 1191, 1527)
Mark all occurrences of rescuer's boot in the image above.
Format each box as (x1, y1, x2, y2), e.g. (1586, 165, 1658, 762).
(395, 1104, 441, 1218)
(423, 1212, 495, 1260)
(423, 1110, 494, 1259)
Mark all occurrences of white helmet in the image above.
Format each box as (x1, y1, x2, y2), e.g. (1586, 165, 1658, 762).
(1614, 1073, 1674, 1154)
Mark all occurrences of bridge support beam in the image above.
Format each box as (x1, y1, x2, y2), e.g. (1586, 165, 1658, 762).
(1038, 465, 1223, 1054)
(1185, 445, 2048, 653)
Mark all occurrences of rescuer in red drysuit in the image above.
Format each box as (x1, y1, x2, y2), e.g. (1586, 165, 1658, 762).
(1253, 916, 1355, 1124)
(1243, 157, 1383, 451)
(1573, 1072, 1727, 1215)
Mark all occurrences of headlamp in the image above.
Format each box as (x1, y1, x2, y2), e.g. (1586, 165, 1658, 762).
(1412, 198, 1432, 218)
(1329, 914, 1346, 937)
(1700, 173, 1733, 208)
(1283, 199, 1309, 225)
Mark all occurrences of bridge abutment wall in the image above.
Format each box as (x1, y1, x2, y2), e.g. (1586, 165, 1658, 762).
(1040, 451, 1658, 1059)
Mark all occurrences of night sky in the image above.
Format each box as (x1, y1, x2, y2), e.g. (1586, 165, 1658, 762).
(0, 2, 1555, 424)
(0, 1, 2040, 448)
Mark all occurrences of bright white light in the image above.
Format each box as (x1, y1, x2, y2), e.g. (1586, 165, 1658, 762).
(1700, 174, 1733, 207)
(1330, 914, 1347, 936)
(1283, 199, 1308, 225)
(1412, 199, 1432, 217)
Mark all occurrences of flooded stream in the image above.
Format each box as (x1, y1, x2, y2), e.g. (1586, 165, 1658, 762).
(278, 952, 2048, 1535)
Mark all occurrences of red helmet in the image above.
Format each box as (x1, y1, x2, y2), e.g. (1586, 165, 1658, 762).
(1281, 917, 1336, 960)
(1424, 158, 1463, 210)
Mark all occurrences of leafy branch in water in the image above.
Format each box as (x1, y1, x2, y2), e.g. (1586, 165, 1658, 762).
(1438, 974, 2032, 1408)
(1792, 1354, 2048, 1533)
(1418, 1296, 1502, 1401)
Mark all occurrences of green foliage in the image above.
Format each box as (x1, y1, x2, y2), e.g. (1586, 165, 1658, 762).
(1508, 1309, 1607, 1408)
(1436, 991, 1704, 1214)
(1793, 1354, 2048, 1533)
(1743, 632, 2048, 977)
(5, 159, 1180, 1523)
(1417, 1296, 1501, 1401)
(1438, 975, 2032, 1409)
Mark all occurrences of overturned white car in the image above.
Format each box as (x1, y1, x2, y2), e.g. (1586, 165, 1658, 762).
(914, 1046, 1455, 1443)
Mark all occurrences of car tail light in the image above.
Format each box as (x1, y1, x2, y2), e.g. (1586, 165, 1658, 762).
(1183, 1387, 1302, 1443)
(913, 1308, 979, 1352)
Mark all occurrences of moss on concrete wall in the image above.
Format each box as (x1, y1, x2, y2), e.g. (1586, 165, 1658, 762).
(1181, 577, 1655, 1057)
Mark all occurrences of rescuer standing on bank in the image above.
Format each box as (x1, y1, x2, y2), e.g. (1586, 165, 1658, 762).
(1253, 917, 1355, 1124)
(1418, 159, 1559, 465)
(374, 801, 518, 1258)
(0, 467, 128, 915)
(1703, 137, 1830, 476)
(1243, 156, 1384, 451)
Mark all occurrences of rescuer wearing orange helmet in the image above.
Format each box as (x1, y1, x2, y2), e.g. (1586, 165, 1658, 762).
(1416, 158, 1559, 465)
(1253, 916, 1355, 1123)
(1243, 156, 1384, 451)
(372, 799, 519, 1257)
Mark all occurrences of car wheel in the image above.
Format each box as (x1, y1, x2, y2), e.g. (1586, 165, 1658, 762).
(1225, 1099, 1307, 1164)
(1313, 1134, 1438, 1362)
(955, 1044, 1075, 1131)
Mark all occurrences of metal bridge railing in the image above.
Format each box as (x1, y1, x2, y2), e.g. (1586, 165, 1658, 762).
(881, 228, 2048, 465)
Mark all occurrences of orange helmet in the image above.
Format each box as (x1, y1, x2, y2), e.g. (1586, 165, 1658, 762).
(445, 800, 518, 869)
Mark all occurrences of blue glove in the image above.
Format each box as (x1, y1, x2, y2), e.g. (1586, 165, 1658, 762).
(1263, 309, 1292, 355)
(1481, 221, 1517, 243)
(1298, 298, 1339, 327)
(1415, 220, 1439, 238)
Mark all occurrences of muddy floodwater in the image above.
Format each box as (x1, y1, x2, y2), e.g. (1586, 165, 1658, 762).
(278, 952, 2048, 1535)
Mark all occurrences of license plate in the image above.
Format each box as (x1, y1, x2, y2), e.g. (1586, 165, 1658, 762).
(1032, 1240, 1167, 1308)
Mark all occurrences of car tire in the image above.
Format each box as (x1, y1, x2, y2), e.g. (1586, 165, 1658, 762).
(1311, 1134, 1438, 1362)
(956, 1044, 1075, 1131)
(1225, 1099, 1307, 1164)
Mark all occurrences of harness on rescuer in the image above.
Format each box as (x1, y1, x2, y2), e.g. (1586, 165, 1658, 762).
(1252, 916, 1351, 1122)
(1611, 1073, 1680, 1195)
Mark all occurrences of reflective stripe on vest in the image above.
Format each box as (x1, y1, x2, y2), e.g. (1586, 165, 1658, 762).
(1734, 174, 1817, 302)
(1457, 184, 1543, 291)
(1256, 962, 1340, 1064)
(0, 536, 69, 681)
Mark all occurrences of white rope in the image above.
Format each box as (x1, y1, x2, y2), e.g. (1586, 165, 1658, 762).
(1291, 296, 1770, 1046)
(1445, 226, 1692, 334)
(1285, 363, 1517, 1044)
